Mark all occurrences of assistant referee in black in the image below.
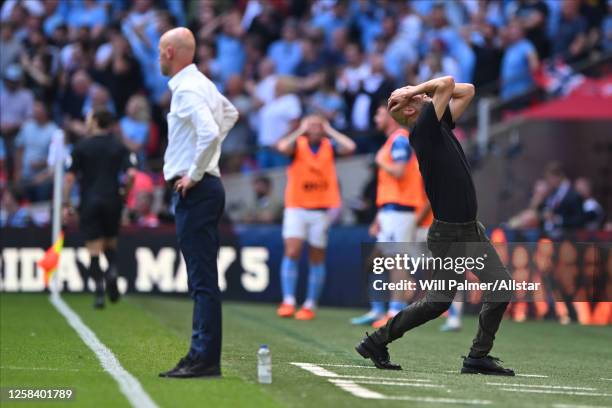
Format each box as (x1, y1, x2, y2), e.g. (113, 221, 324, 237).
(355, 76, 515, 376)
(63, 107, 136, 309)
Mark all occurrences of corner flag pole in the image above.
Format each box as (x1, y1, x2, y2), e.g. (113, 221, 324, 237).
(50, 129, 65, 294)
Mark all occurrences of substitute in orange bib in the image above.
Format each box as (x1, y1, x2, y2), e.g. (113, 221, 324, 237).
(276, 115, 356, 320)
(351, 104, 431, 327)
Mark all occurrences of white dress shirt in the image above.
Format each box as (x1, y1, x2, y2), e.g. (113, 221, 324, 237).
(164, 64, 239, 181)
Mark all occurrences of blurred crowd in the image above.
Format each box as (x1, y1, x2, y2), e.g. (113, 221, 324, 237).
(1, 0, 610, 228)
(507, 161, 607, 234)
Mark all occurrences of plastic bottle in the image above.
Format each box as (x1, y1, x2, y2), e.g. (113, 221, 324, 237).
(257, 344, 272, 384)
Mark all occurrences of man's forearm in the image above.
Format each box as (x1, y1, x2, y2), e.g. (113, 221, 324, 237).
(409, 76, 455, 96)
(276, 125, 304, 154)
(452, 83, 475, 99)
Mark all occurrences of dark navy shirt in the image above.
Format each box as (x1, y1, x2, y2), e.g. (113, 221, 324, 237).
(409, 102, 477, 222)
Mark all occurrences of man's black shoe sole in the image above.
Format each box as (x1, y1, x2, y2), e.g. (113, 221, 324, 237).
(355, 343, 402, 370)
(461, 366, 515, 376)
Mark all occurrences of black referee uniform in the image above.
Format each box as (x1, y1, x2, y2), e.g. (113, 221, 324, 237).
(67, 130, 135, 305)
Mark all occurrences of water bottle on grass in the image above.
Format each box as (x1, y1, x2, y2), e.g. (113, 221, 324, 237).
(257, 344, 272, 384)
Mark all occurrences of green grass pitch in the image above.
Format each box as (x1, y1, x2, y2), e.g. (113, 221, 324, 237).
(1, 293, 611, 408)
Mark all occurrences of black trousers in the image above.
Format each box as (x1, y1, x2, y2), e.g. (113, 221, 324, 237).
(174, 174, 225, 364)
(371, 219, 512, 358)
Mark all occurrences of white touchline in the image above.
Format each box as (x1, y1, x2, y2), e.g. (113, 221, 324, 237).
(487, 382, 597, 391)
(50, 293, 158, 408)
(292, 363, 492, 405)
(601, 379, 612, 381)
(500, 388, 612, 397)
(553, 404, 612, 408)
(0, 365, 97, 372)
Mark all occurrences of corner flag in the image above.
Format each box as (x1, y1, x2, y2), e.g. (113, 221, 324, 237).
(38, 232, 64, 287)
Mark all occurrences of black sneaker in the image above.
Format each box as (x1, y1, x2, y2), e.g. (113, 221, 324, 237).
(105, 267, 120, 303)
(355, 332, 402, 370)
(461, 355, 515, 376)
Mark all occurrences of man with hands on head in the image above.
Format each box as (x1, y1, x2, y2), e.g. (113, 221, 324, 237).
(276, 115, 356, 321)
(158, 27, 239, 379)
(355, 76, 515, 376)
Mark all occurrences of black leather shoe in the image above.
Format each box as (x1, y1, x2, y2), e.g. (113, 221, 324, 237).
(461, 355, 515, 376)
(160, 358, 221, 379)
(105, 267, 120, 303)
(159, 356, 192, 377)
(355, 332, 401, 370)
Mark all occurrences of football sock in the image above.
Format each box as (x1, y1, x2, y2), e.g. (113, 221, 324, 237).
(389, 301, 407, 314)
(89, 255, 102, 289)
(281, 256, 298, 305)
(304, 262, 326, 309)
(371, 301, 386, 315)
(104, 247, 117, 273)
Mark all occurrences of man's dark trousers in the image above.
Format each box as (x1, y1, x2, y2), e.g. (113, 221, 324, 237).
(174, 174, 225, 365)
(371, 219, 512, 357)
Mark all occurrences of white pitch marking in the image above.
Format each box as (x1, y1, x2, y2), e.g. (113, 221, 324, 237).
(290, 362, 340, 377)
(553, 404, 612, 408)
(327, 379, 386, 399)
(601, 379, 612, 382)
(289, 363, 430, 382)
(385, 395, 492, 405)
(335, 374, 431, 382)
(445, 370, 548, 378)
(317, 363, 376, 369)
(0, 365, 96, 372)
(332, 379, 443, 388)
(500, 388, 612, 397)
(50, 293, 157, 408)
(488, 382, 597, 391)
(293, 363, 492, 405)
(517, 374, 549, 378)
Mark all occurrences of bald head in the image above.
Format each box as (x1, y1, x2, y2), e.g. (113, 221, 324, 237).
(159, 27, 196, 77)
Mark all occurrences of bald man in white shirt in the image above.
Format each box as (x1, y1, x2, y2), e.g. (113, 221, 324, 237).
(158, 27, 238, 379)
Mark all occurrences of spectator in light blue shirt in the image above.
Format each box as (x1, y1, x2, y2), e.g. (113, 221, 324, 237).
(42, 1, 65, 37)
(267, 20, 302, 75)
(66, 0, 107, 29)
(352, 2, 384, 52)
(119, 95, 150, 170)
(311, 1, 349, 44)
(216, 11, 246, 85)
(309, 70, 347, 130)
(500, 21, 539, 101)
(14, 100, 57, 201)
(0, 186, 30, 228)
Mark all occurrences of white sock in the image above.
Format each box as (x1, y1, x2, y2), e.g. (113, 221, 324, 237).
(283, 295, 296, 305)
(303, 299, 316, 310)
